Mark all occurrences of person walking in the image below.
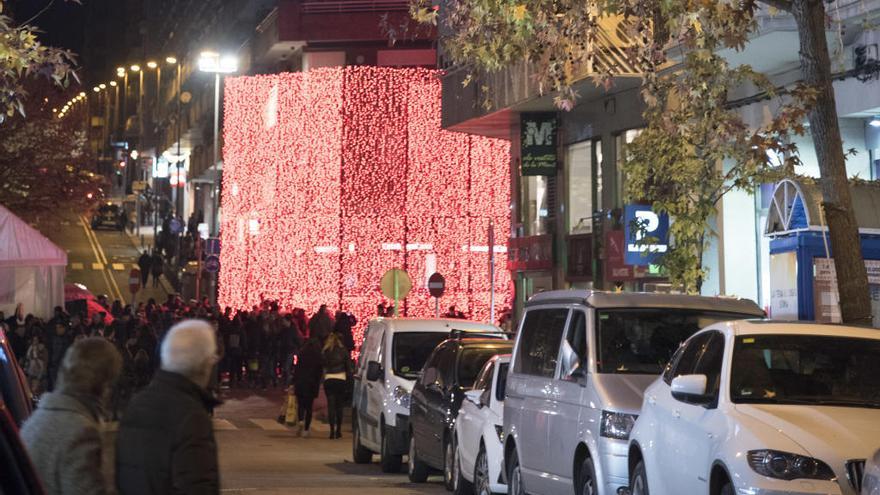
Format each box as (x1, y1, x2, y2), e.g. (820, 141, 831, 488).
(20, 338, 122, 495)
(321, 332, 350, 439)
(293, 336, 323, 438)
(307, 304, 333, 344)
(116, 320, 221, 495)
(24, 334, 48, 396)
(47, 322, 74, 391)
(137, 251, 151, 288)
(150, 250, 164, 289)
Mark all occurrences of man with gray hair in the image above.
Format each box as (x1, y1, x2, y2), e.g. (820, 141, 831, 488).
(21, 337, 122, 495)
(116, 319, 221, 495)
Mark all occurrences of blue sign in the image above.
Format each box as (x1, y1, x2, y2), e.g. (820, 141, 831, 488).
(205, 237, 221, 256)
(624, 204, 669, 266)
(204, 255, 221, 273)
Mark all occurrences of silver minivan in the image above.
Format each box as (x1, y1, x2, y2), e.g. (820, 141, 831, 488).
(503, 290, 764, 495)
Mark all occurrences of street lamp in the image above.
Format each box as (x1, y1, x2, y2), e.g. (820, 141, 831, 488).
(198, 50, 238, 236)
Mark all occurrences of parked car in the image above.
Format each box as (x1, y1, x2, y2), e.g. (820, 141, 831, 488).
(409, 338, 513, 488)
(90, 203, 123, 230)
(865, 449, 880, 495)
(503, 290, 765, 495)
(628, 320, 880, 495)
(352, 318, 505, 473)
(454, 354, 511, 495)
(0, 326, 34, 426)
(0, 399, 45, 494)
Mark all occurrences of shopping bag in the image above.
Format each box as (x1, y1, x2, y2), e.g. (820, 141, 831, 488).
(285, 390, 299, 427)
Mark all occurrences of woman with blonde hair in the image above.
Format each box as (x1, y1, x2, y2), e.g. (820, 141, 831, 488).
(321, 331, 351, 439)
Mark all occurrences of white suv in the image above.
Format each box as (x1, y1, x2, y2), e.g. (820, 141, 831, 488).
(628, 320, 880, 495)
(351, 317, 504, 472)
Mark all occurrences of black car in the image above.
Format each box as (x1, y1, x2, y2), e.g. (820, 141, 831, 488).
(408, 338, 513, 488)
(0, 328, 33, 426)
(90, 203, 124, 230)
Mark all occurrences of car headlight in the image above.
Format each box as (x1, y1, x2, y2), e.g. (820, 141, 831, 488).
(393, 386, 411, 409)
(494, 424, 504, 444)
(747, 450, 836, 481)
(600, 410, 637, 440)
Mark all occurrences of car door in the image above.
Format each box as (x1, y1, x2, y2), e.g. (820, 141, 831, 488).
(547, 309, 587, 487)
(429, 346, 457, 467)
(459, 360, 494, 474)
(667, 331, 726, 494)
(508, 307, 570, 494)
(412, 347, 441, 460)
(364, 324, 386, 446)
(651, 332, 709, 495)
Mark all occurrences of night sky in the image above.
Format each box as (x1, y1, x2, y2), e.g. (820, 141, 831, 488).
(14, 0, 86, 53)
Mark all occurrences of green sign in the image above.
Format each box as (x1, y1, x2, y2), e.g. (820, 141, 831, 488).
(380, 268, 412, 317)
(521, 113, 558, 176)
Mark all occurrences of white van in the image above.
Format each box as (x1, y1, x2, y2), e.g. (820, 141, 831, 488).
(352, 317, 504, 472)
(503, 290, 764, 495)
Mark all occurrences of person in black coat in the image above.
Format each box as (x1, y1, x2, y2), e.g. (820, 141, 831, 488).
(116, 320, 220, 495)
(150, 251, 164, 288)
(137, 251, 151, 288)
(293, 337, 323, 437)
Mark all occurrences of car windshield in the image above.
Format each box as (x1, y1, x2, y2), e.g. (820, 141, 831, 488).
(496, 363, 509, 402)
(730, 334, 880, 408)
(392, 332, 449, 379)
(458, 345, 512, 389)
(597, 309, 755, 374)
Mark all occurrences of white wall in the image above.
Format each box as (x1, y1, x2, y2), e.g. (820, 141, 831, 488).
(791, 117, 871, 178)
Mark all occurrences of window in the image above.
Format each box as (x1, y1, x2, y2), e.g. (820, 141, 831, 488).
(668, 333, 711, 379)
(393, 332, 449, 379)
(692, 332, 725, 400)
(473, 361, 495, 392)
(521, 175, 553, 235)
(437, 347, 457, 389)
(514, 308, 569, 377)
(458, 346, 510, 389)
(566, 141, 593, 234)
(496, 363, 510, 402)
(565, 310, 588, 363)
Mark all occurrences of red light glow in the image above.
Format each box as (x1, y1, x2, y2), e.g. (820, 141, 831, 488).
(220, 67, 511, 343)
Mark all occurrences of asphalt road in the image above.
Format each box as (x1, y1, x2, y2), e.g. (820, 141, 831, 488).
(36, 211, 170, 306)
(213, 389, 448, 494)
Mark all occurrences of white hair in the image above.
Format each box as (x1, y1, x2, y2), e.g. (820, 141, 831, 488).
(160, 320, 217, 381)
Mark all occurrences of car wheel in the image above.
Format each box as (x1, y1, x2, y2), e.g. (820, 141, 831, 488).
(452, 436, 473, 495)
(630, 460, 649, 495)
(507, 448, 525, 495)
(351, 415, 372, 464)
(720, 482, 734, 495)
(380, 425, 402, 473)
(474, 444, 493, 495)
(408, 432, 429, 482)
(577, 457, 597, 495)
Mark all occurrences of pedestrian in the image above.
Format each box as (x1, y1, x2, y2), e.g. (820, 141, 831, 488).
(116, 319, 221, 495)
(20, 337, 122, 495)
(150, 250, 164, 288)
(138, 251, 151, 287)
(333, 311, 356, 352)
(47, 322, 74, 391)
(307, 304, 333, 344)
(293, 335, 323, 437)
(321, 332, 350, 439)
(24, 334, 48, 396)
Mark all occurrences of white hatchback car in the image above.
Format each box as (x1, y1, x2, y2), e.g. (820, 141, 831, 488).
(454, 354, 511, 495)
(628, 320, 880, 495)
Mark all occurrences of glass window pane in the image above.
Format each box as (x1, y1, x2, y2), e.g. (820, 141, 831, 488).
(566, 141, 592, 234)
(514, 308, 569, 377)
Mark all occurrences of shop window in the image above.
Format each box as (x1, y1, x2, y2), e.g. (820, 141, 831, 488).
(566, 141, 593, 234)
(615, 129, 642, 206)
(521, 175, 554, 236)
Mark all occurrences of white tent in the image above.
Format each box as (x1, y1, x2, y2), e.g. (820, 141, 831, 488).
(0, 205, 66, 320)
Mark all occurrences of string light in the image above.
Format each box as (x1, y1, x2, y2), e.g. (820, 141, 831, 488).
(219, 67, 512, 348)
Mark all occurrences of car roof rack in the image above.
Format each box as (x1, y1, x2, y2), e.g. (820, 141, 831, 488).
(449, 329, 512, 340)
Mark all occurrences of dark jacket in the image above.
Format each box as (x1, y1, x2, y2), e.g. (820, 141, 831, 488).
(322, 341, 350, 376)
(116, 370, 220, 495)
(20, 391, 111, 495)
(333, 313, 356, 351)
(294, 339, 323, 399)
(307, 312, 333, 343)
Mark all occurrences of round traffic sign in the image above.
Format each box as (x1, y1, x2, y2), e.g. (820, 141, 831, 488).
(205, 255, 221, 273)
(380, 268, 411, 300)
(428, 272, 446, 298)
(129, 268, 141, 294)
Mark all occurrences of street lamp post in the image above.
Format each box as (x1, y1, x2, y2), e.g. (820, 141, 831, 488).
(198, 51, 238, 237)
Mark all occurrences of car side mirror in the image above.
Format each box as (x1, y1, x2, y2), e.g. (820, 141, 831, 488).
(366, 361, 383, 382)
(560, 340, 586, 384)
(464, 389, 485, 408)
(671, 374, 712, 404)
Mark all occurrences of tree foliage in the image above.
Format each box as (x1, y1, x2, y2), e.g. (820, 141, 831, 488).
(0, 81, 105, 219)
(412, 0, 814, 292)
(0, 0, 78, 123)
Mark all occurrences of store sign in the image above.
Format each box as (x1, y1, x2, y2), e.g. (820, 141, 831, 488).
(624, 204, 669, 266)
(521, 113, 557, 176)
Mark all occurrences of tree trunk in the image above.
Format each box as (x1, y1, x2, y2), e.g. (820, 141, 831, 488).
(791, 0, 873, 325)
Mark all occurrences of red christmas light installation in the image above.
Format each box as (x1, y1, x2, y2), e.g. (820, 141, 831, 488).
(220, 67, 511, 345)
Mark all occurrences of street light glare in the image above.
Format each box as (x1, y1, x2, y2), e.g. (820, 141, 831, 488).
(198, 51, 238, 74)
(93, 87, 100, 92)
(99, 83, 107, 89)
(110, 81, 117, 87)
(147, 61, 158, 69)
(116, 66, 125, 72)
(79, 92, 86, 97)
(130, 64, 141, 72)
(166, 56, 178, 65)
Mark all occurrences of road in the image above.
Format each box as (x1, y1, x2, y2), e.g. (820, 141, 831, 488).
(213, 390, 448, 494)
(37, 211, 170, 306)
